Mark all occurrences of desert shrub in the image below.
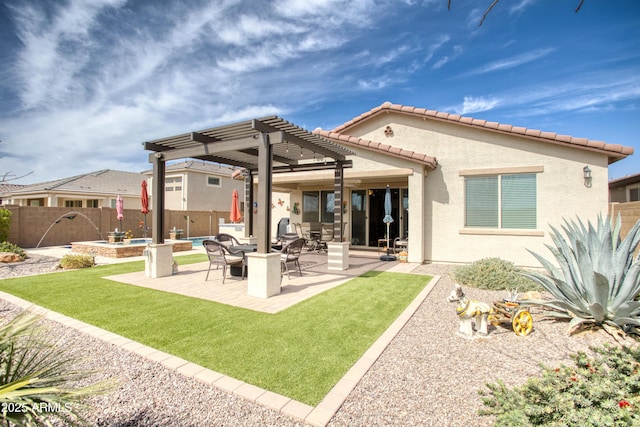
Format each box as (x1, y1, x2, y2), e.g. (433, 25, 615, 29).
(0, 208, 11, 242)
(479, 344, 640, 426)
(59, 254, 95, 270)
(0, 311, 111, 426)
(453, 257, 540, 292)
(523, 215, 640, 335)
(0, 241, 26, 259)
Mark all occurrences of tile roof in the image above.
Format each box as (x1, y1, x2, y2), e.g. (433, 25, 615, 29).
(333, 102, 634, 164)
(313, 129, 438, 169)
(142, 160, 239, 176)
(5, 170, 144, 196)
(608, 172, 640, 188)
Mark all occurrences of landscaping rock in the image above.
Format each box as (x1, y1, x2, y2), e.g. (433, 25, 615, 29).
(0, 252, 24, 263)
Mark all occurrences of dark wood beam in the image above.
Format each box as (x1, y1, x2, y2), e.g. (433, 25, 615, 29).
(256, 132, 273, 253)
(151, 153, 165, 244)
(252, 119, 345, 161)
(148, 135, 260, 162)
(271, 160, 352, 173)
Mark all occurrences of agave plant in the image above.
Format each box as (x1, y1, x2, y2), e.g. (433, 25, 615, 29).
(522, 215, 640, 335)
(0, 311, 110, 426)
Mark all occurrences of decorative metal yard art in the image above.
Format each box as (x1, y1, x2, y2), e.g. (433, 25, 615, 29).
(380, 185, 396, 261)
(447, 284, 491, 336)
(488, 289, 534, 337)
(447, 285, 534, 337)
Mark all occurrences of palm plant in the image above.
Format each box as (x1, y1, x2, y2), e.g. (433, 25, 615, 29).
(522, 215, 640, 335)
(0, 311, 109, 426)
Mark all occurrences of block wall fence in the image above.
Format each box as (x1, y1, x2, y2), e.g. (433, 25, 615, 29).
(3, 206, 231, 248)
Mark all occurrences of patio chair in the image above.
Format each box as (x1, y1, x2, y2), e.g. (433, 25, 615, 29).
(281, 237, 305, 279)
(213, 233, 240, 249)
(273, 232, 299, 251)
(393, 236, 408, 253)
(203, 239, 245, 283)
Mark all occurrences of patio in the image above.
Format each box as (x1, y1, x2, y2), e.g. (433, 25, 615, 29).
(105, 250, 419, 314)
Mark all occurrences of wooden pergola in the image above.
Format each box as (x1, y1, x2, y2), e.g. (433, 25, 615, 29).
(143, 116, 354, 254)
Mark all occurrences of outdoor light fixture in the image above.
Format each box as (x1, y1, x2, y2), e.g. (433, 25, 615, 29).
(583, 165, 592, 188)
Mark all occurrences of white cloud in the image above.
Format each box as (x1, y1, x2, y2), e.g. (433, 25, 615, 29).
(462, 48, 554, 76)
(453, 96, 500, 115)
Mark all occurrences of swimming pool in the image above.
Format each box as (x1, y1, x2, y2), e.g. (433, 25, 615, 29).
(185, 237, 211, 247)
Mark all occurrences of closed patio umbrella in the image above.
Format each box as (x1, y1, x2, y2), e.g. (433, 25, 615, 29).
(116, 195, 124, 232)
(141, 181, 149, 238)
(381, 185, 396, 261)
(230, 188, 242, 223)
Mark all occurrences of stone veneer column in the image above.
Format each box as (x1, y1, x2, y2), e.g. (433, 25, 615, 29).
(246, 252, 281, 298)
(327, 241, 349, 271)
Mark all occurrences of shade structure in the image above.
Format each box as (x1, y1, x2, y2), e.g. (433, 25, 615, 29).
(141, 181, 149, 238)
(230, 188, 242, 223)
(116, 195, 124, 232)
(381, 185, 396, 261)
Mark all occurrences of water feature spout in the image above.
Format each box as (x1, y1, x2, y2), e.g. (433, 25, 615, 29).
(37, 211, 103, 248)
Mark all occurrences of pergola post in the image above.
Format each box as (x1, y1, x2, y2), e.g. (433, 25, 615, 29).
(257, 132, 273, 253)
(244, 171, 254, 238)
(328, 160, 349, 270)
(146, 153, 173, 278)
(151, 153, 165, 244)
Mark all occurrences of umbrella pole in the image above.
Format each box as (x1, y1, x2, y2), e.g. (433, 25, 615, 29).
(143, 214, 147, 238)
(380, 221, 396, 261)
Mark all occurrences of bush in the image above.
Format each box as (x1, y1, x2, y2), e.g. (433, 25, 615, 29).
(479, 344, 640, 426)
(0, 311, 111, 426)
(0, 208, 10, 242)
(453, 257, 541, 292)
(523, 215, 640, 335)
(0, 241, 26, 259)
(59, 254, 95, 270)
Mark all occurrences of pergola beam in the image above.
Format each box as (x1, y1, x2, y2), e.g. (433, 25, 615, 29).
(252, 120, 346, 161)
(148, 134, 261, 162)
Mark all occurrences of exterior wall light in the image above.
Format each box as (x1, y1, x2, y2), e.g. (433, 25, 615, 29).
(583, 165, 592, 188)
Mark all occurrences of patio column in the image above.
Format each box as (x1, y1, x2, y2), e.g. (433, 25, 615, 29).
(151, 153, 165, 244)
(328, 160, 348, 270)
(407, 168, 426, 263)
(244, 171, 254, 238)
(333, 160, 345, 241)
(146, 153, 172, 278)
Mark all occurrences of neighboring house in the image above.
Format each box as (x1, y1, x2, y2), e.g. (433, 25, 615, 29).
(0, 170, 144, 209)
(271, 102, 633, 267)
(143, 160, 244, 212)
(0, 183, 25, 205)
(609, 172, 640, 203)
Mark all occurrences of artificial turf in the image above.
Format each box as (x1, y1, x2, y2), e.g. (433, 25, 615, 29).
(0, 256, 430, 405)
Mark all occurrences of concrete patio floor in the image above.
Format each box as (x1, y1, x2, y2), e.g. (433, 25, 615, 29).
(104, 249, 419, 314)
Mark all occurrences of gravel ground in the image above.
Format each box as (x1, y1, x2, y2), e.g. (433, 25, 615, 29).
(0, 256, 637, 426)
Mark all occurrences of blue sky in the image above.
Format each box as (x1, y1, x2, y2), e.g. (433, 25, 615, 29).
(1, 0, 638, 185)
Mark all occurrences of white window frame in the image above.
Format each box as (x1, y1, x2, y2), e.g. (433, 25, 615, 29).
(206, 175, 222, 188)
(459, 166, 544, 236)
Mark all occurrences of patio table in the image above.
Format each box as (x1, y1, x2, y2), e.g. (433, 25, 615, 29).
(228, 244, 257, 276)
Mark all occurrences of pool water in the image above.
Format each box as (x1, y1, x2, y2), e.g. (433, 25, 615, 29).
(185, 237, 210, 247)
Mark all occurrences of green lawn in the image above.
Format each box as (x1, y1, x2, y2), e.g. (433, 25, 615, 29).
(0, 256, 430, 405)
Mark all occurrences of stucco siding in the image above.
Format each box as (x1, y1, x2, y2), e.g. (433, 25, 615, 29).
(346, 113, 611, 266)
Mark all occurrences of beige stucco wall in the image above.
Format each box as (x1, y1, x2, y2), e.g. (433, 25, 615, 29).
(341, 113, 611, 267)
(150, 171, 243, 214)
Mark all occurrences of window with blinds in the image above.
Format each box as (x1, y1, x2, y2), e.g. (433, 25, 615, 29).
(465, 173, 537, 229)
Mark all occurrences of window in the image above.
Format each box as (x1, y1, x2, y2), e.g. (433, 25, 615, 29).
(87, 199, 99, 208)
(630, 188, 640, 202)
(65, 200, 82, 208)
(465, 173, 536, 229)
(302, 190, 334, 222)
(165, 176, 182, 192)
(207, 176, 221, 187)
